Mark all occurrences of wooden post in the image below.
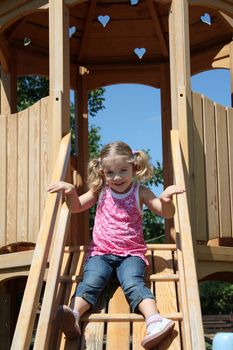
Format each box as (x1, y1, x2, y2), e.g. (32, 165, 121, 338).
(76, 66, 89, 245)
(49, 0, 70, 172)
(160, 63, 175, 241)
(168, 0, 195, 243)
(0, 49, 17, 114)
(230, 41, 233, 107)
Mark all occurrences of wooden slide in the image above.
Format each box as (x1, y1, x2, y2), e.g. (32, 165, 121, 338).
(11, 130, 205, 350)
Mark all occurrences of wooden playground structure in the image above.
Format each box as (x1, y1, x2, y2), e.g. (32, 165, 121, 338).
(0, 0, 233, 349)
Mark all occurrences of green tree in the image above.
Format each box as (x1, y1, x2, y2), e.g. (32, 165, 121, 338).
(17, 76, 49, 111)
(199, 281, 233, 314)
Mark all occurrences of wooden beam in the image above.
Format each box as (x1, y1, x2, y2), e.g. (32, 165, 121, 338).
(65, 0, 88, 5)
(0, 0, 47, 30)
(168, 1, 194, 224)
(169, 0, 199, 265)
(197, 245, 233, 262)
(49, 0, 70, 170)
(0, 250, 34, 271)
(78, 0, 96, 64)
(0, 34, 10, 73)
(0, 47, 17, 114)
(146, 0, 169, 58)
(76, 66, 89, 245)
(160, 63, 175, 241)
(219, 11, 233, 31)
(188, 0, 233, 16)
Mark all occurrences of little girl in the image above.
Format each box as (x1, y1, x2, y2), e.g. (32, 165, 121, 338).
(48, 141, 185, 349)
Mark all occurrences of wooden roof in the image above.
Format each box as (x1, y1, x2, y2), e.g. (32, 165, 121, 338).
(0, 0, 232, 88)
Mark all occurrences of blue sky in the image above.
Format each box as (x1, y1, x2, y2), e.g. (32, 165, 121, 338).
(89, 69, 231, 191)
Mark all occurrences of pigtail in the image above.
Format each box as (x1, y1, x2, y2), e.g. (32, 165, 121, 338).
(87, 158, 104, 193)
(133, 150, 153, 181)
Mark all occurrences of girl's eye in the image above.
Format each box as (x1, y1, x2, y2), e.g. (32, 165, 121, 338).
(106, 171, 113, 175)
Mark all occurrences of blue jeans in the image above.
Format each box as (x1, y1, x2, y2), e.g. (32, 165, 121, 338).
(74, 254, 154, 311)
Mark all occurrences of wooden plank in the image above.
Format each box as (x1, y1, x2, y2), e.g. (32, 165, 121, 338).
(59, 250, 86, 349)
(78, 0, 97, 63)
(202, 96, 219, 239)
(215, 103, 231, 237)
(49, 0, 70, 140)
(17, 108, 29, 242)
(80, 290, 106, 350)
(192, 92, 207, 241)
(171, 130, 206, 350)
(188, 0, 233, 15)
(0, 115, 7, 246)
(34, 203, 71, 350)
(0, 250, 34, 270)
(174, 234, 192, 350)
(197, 244, 233, 262)
(40, 96, 49, 221)
(132, 321, 146, 350)
(146, 0, 168, 57)
(227, 107, 233, 238)
(0, 68, 11, 115)
(6, 113, 18, 244)
(49, 251, 73, 350)
(28, 101, 41, 243)
(153, 250, 181, 350)
(106, 284, 130, 350)
(0, 0, 47, 27)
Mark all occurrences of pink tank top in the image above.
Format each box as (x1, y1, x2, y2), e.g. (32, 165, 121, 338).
(87, 182, 149, 265)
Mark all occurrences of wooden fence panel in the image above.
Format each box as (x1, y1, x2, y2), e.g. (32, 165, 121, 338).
(215, 103, 231, 238)
(0, 96, 51, 247)
(192, 93, 233, 241)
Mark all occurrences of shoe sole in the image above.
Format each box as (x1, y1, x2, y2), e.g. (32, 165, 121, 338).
(56, 305, 81, 339)
(141, 321, 175, 349)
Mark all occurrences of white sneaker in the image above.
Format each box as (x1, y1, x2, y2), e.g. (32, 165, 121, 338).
(141, 317, 175, 349)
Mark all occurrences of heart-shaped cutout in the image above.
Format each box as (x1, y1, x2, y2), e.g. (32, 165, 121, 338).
(69, 26, 77, 38)
(98, 15, 110, 27)
(200, 13, 212, 25)
(130, 0, 138, 5)
(134, 47, 146, 59)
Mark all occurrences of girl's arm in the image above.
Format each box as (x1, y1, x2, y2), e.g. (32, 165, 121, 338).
(140, 185, 185, 219)
(47, 181, 98, 213)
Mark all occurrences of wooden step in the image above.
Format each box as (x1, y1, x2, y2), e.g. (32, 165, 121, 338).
(64, 244, 177, 253)
(81, 312, 183, 322)
(59, 273, 180, 283)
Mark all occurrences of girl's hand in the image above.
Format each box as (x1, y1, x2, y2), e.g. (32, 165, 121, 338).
(47, 181, 76, 195)
(159, 185, 186, 203)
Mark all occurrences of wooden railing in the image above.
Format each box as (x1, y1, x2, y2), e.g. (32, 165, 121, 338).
(171, 130, 206, 350)
(11, 133, 71, 350)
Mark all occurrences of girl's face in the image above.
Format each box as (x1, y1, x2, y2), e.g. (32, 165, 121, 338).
(102, 155, 134, 194)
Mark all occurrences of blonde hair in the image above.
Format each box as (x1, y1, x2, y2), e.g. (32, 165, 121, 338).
(88, 141, 153, 192)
